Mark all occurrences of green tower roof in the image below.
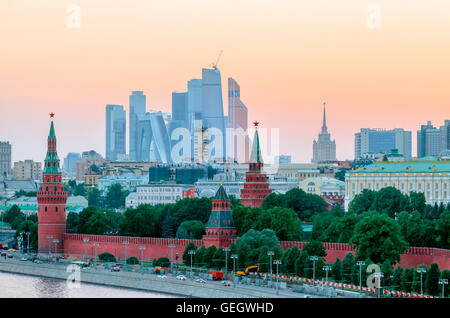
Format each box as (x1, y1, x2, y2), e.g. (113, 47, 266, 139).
(43, 119, 61, 174)
(214, 184, 229, 201)
(249, 126, 263, 163)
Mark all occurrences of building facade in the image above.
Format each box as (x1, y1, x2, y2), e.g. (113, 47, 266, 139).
(13, 160, 42, 180)
(105, 104, 126, 161)
(37, 117, 68, 254)
(129, 91, 147, 161)
(228, 77, 249, 163)
(312, 103, 337, 163)
(0, 141, 12, 178)
(417, 120, 450, 158)
(355, 128, 412, 160)
(135, 182, 194, 206)
(344, 159, 450, 210)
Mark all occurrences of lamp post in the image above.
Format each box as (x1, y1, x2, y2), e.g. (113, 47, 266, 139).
(309, 256, 318, 286)
(224, 247, 229, 279)
(357, 261, 365, 294)
(168, 244, 175, 273)
(323, 265, 331, 292)
(231, 254, 238, 288)
(26, 232, 30, 254)
(93, 242, 99, 265)
(122, 240, 129, 265)
(267, 251, 275, 285)
(417, 268, 426, 297)
(188, 250, 195, 280)
(439, 278, 448, 298)
(375, 272, 384, 298)
(53, 239, 59, 256)
(19, 231, 24, 254)
(274, 260, 282, 295)
(47, 235, 53, 258)
(83, 237, 89, 260)
(139, 246, 145, 269)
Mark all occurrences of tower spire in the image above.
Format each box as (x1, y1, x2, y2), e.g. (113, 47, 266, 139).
(321, 102, 328, 133)
(249, 121, 262, 163)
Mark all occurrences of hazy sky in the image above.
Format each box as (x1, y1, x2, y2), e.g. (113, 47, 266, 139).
(1, 0, 449, 164)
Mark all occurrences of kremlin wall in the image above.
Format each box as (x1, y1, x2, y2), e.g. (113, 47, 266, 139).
(37, 117, 450, 271)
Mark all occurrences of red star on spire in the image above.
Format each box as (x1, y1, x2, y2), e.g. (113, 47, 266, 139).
(50, 112, 55, 119)
(253, 121, 259, 128)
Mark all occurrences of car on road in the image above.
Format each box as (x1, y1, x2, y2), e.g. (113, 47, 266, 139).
(7, 249, 16, 252)
(33, 259, 42, 264)
(195, 278, 206, 284)
(176, 275, 186, 280)
(20, 257, 27, 261)
(222, 281, 232, 287)
(157, 275, 167, 279)
(6, 254, 13, 258)
(303, 295, 312, 298)
(0, 252, 6, 256)
(111, 266, 120, 272)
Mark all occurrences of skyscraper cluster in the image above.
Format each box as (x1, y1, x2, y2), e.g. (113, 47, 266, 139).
(417, 120, 450, 158)
(354, 128, 412, 160)
(106, 66, 249, 164)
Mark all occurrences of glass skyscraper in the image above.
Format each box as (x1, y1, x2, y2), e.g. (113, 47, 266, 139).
(105, 104, 126, 161)
(136, 112, 172, 163)
(355, 128, 412, 160)
(228, 77, 249, 163)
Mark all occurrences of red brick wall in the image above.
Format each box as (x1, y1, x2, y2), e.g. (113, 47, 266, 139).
(62, 234, 450, 269)
(63, 234, 203, 263)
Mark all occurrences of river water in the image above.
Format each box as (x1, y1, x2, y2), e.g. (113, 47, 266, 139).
(0, 271, 176, 298)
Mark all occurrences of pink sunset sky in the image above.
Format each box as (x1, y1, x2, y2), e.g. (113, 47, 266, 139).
(1, 0, 449, 164)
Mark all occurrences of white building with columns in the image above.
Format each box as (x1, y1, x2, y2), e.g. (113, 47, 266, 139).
(344, 158, 450, 210)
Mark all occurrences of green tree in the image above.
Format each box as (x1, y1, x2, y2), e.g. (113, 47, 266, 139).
(105, 210, 125, 232)
(78, 206, 97, 234)
(331, 258, 342, 282)
(195, 246, 207, 267)
(98, 252, 116, 262)
(14, 220, 38, 251)
(294, 250, 309, 277)
(212, 247, 225, 269)
(105, 183, 129, 209)
(302, 240, 327, 257)
(153, 257, 170, 267)
(84, 210, 110, 235)
(282, 246, 301, 275)
(436, 211, 450, 249)
(391, 266, 404, 291)
(334, 168, 348, 182)
(341, 253, 355, 283)
(4, 205, 22, 224)
(350, 212, 408, 264)
(120, 205, 160, 237)
(127, 256, 139, 265)
(380, 260, 393, 288)
(161, 213, 175, 238)
(409, 191, 426, 215)
(261, 193, 282, 210)
(88, 188, 102, 208)
(440, 270, 450, 297)
(74, 184, 86, 197)
(370, 187, 410, 218)
(202, 245, 217, 268)
(176, 220, 205, 239)
(170, 197, 212, 230)
(66, 212, 80, 232)
(401, 268, 415, 292)
(425, 263, 440, 296)
(348, 189, 376, 214)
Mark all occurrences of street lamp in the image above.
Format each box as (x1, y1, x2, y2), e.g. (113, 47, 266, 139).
(267, 251, 275, 285)
(47, 235, 53, 258)
(357, 261, 365, 294)
(93, 242, 99, 265)
(439, 279, 448, 298)
(19, 231, 24, 254)
(83, 237, 89, 259)
(122, 240, 129, 265)
(168, 244, 175, 273)
(323, 265, 332, 292)
(274, 260, 282, 295)
(417, 268, 426, 297)
(375, 272, 384, 298)
(231, 254, 238, 288)
(53, 239, 59, 256)
(224, 247, 229, 280)
(188, 250, 195, 280)
(139, 246, 146, 269)
(309, 256, 319, 286)
(25, 231, 30, 254)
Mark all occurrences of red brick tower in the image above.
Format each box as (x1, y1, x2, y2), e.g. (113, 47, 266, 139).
(203, 184, 237, 248)
(37, 113, 67, 255)
(240, 121, 272, 207)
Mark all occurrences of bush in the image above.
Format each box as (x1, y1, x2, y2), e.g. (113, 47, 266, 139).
(127, 256, 139, 265)
(98, 252, 116, 262)
(153, 257, 170, 267)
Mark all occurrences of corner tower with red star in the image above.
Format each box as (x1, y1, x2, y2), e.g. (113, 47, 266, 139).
(37, 113, 68, 255)
(240, 121, 272, 207)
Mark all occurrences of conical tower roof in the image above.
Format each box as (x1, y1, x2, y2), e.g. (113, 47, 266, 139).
(249, 122, 263, 163)
(43, 116, 61, 175)
(214, 184, 229, 201)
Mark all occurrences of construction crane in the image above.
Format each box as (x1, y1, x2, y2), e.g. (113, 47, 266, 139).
(212, 50, 223, 70)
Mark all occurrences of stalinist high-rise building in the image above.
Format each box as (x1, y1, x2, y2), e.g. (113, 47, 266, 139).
(312, 103, 337, 163)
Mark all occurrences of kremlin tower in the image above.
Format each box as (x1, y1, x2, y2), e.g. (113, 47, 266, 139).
(203, 184, 236, 248)
(37, 114, 67, 255)
(240, 121, 272, 207)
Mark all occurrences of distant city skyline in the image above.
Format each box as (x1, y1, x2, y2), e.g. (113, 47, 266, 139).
(1, 1, 450, 163)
